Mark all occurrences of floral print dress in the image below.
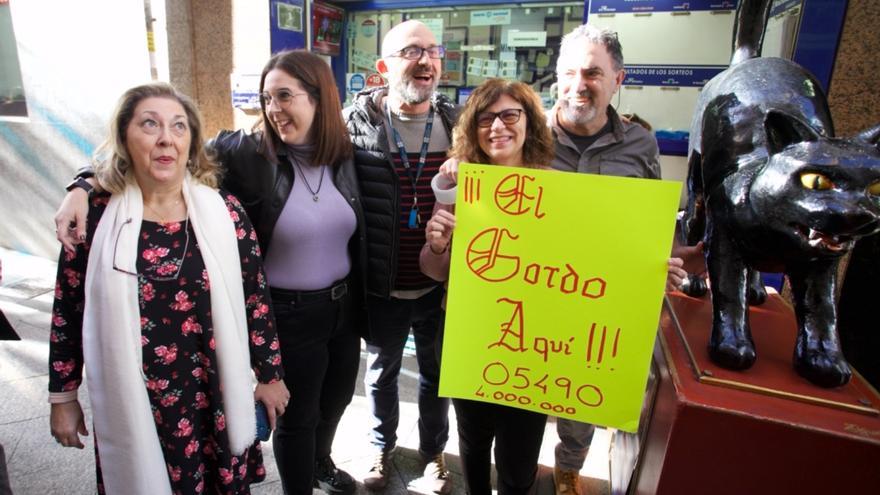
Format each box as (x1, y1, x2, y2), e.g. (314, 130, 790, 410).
(49, 192, 283, 495)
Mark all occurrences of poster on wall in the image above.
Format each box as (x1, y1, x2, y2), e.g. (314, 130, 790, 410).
(441, 50, 464, 86)
(276, 1, 303, 32)
(271, 0, 306, 51)
(312, 2, 344, 56)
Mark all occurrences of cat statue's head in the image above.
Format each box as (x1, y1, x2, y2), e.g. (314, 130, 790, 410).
(748, 112, 880, 262)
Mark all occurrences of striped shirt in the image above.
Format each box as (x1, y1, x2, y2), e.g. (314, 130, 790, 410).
(386, 110, 451, 293)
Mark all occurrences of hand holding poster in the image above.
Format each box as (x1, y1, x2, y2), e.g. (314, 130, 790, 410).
(438, 164, 680, 432)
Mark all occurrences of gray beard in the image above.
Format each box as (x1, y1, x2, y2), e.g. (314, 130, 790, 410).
(391, 77, 436, 105)
(559, 98, 598, 127)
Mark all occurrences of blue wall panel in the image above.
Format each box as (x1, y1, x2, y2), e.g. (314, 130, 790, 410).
(270, 0, 308, 52)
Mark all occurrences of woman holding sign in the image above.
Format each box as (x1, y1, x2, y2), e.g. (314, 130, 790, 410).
(420, 78, 555, 495)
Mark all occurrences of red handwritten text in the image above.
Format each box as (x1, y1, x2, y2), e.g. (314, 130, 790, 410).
(494, 173, 546, 218)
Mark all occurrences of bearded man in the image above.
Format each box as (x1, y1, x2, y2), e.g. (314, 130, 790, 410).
(550, 24, 659, 178)
(547, 24, 663, 495)
(343, 20, 459, 494)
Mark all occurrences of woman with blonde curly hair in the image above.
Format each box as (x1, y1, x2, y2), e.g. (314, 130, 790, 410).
(419, 78, 554, 494)
(48, 82, 289, 495)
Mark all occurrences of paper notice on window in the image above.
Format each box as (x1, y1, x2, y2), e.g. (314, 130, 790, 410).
(467, 57, 484, 76)
(507, 31, 548, 48)
(481, 59, 499, 77)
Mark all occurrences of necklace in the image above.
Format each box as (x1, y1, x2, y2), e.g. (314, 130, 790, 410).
(144, 199, 183, 223)
(294, 161, 325, 202)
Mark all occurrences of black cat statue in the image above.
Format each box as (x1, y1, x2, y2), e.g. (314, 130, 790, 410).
(681, 0, 880, 387)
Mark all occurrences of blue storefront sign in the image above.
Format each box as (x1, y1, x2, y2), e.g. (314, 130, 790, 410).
(590, 0, 737, 14)
(623, 65, 727, 87)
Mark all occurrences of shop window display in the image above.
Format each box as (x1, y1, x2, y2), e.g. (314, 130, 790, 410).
(344, 3, 585, 107)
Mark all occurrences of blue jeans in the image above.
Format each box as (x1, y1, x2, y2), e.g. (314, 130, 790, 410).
(364, 286, 449, 458)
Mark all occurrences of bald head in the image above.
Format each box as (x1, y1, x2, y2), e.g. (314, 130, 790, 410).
(381, 20, 437, 57)
(377, 20, 442, 113)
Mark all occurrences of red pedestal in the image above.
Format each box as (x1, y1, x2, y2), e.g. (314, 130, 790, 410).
(630, 293, 880, 494)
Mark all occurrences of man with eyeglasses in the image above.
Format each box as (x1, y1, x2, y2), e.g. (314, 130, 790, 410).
(342, 19, 458, 493)
(547, 24, 696, 495)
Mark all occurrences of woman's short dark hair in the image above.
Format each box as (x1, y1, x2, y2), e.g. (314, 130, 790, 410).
(94, 82, 219, 193)
(257, 50, 352, 166)
(450, 79, 554, 168)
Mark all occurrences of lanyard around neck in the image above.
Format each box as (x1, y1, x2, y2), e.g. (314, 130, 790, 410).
(385, 102, 435, 228)
(385, 102, 435, 195)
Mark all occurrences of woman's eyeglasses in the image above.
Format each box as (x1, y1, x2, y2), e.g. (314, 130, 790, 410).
(113, 217, 190, 282)
(476, 108, 524, 128)
(259, 90, 309, 109)
(388, 45, 446, 60)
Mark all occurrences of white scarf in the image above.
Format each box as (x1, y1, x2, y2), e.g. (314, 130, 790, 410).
(83, 173, 255, 495)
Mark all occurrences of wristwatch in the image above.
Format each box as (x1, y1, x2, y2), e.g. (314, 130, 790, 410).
(65, 177, 94, 195)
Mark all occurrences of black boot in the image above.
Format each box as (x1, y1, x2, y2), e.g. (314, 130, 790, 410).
(314, 456, 356, 494)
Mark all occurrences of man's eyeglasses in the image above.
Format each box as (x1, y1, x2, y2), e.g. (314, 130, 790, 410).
(259, 90, 309, 108)
(387, 45, 445, 61)
(113, 217, 190, 282)
(476, 108, 524, 128)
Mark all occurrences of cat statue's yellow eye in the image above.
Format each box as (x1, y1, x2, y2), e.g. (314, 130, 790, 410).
(868, 181, 880, 197)
(800, 172, 834, 191)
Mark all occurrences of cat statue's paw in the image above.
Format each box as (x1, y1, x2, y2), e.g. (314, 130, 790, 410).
(709, 324, 757, 370)
(794, 337, 852, 388)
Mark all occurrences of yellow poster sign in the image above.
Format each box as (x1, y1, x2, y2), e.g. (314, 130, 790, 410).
(439, 164, 681, 432)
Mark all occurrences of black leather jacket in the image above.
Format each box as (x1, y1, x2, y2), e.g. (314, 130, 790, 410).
(343, 86, 460, 298)
(209, 129, 369, 331)
(76, 130, 369, 333)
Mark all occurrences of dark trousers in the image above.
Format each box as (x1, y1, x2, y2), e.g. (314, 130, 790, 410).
(363, 286, 450, 458)
(270, 286, 361, 495)
(0, 443, 10, 495)
(453, 398, 548, 495)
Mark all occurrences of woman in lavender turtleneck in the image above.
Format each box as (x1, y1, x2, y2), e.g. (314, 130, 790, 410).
(208, 50, 367, 495)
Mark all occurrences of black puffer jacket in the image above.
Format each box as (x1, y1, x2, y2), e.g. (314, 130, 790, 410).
(343, 86, 460, 298)
(208, 129, 369, 332)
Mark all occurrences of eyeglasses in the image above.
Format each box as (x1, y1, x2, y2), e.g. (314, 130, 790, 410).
(476, 108, 524, 128)
(259, 90, 309, 108)
(113, 216, 190, 282)
(387, 45, 445, 60)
